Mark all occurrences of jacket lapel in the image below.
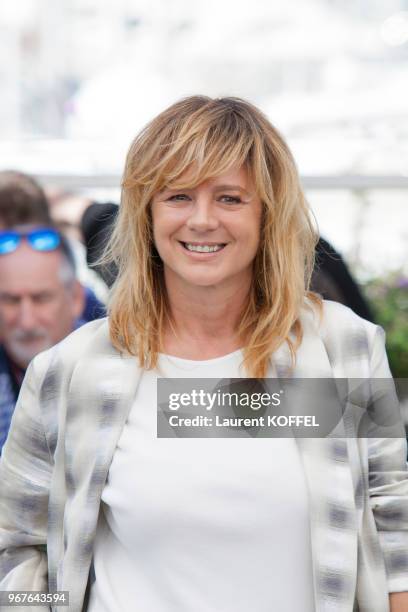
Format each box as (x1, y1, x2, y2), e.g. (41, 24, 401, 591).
(295, 435, 358, 612)
(270, 319, 358, 612)
(277, 320, 357, 612)
(58, 324, 143, 611)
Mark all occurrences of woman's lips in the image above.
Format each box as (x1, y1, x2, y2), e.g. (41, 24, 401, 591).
(178, 241, 227, 258)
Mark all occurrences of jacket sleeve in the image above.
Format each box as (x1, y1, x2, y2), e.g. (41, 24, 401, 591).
(0, 355, 52, 597)
(368, 325, 408, 593)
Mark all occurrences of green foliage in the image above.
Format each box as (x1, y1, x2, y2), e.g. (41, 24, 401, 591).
(364, 271, 408, 378)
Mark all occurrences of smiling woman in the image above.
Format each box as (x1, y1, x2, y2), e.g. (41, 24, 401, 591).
(0, 96, 407, 612)
(105, 95, 319, 373)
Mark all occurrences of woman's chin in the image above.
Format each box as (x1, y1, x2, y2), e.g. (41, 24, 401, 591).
(184, 277, 224, 289)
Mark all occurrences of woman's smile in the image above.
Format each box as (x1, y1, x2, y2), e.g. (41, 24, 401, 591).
(178, 240, 228, 259)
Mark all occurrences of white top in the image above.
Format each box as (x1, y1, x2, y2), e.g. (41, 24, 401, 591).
(88, 350, 315, 612)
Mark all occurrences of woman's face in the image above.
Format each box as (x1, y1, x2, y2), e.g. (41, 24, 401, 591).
(151, 165, 263, 292)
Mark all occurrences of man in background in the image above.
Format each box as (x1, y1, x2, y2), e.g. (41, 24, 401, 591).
(0, 170, 107, 317)
(0, 225, 85, 453)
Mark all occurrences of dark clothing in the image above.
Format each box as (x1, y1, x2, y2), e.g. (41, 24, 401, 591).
(0, 346, 21, 453)
(310, 237, 374, 322)
(81, 203, 119, 287)
(80, 286, 107, 324)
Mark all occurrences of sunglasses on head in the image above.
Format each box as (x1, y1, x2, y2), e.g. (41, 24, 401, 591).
(0, 228, 61, 255)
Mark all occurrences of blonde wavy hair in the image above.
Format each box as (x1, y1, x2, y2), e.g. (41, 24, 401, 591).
(102, 95, 322, 377)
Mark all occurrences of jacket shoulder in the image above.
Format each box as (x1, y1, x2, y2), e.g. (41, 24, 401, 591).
(305, 297, 378, 338)
(56, 317, 110, 353)
(30, 317, 112, 383)
(304, 299, 385, 375)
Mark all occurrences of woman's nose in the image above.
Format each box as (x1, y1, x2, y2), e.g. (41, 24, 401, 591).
(185, 197, 219, 232)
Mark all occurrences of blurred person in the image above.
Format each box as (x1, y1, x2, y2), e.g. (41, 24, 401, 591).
(81, 201, 119, 287)
(46, 188, 109, 304)
(46, 188, 93, 244)
(0, 225, 84, 454)
(0, 170, 107, 323)
(0, 170, 51, 229)
(0, 97, 407, 612)
(311, 236, 374, 322)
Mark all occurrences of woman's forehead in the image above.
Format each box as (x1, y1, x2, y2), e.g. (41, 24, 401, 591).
(161, 163, 252, 191)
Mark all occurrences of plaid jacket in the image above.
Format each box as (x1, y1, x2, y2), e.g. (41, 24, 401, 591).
(0, 300, 407, 612)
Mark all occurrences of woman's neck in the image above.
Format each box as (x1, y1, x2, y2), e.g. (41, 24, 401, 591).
(162, 274, 251, 359)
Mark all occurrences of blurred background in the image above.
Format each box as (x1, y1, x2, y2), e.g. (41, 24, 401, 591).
(0, 0, 407, 376)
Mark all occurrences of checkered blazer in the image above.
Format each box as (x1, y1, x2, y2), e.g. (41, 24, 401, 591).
(0, 300, 407, 612)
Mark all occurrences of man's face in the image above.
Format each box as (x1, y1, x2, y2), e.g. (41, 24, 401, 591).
(0, 241, 84, 368)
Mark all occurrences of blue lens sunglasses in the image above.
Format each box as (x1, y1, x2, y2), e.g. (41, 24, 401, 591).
(0, 227, 61, 255)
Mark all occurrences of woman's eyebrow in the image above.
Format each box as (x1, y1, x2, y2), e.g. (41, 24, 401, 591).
(160, 186, 192, 194)
(213, 184, 251, 195)
(158, 184, 252, 196)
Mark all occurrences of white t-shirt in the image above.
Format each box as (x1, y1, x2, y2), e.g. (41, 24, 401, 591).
(87, 350, 315, 612)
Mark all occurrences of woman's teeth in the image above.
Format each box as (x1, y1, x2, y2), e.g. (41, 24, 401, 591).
(184, 243, 225, 253)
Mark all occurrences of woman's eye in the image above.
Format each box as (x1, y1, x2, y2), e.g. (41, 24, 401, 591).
(219, 195, 242, 204)
(167, 194, 190, 201)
